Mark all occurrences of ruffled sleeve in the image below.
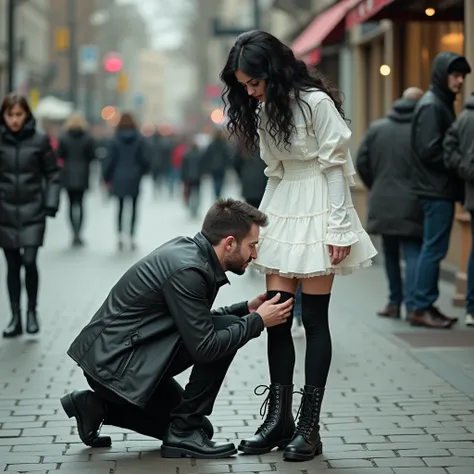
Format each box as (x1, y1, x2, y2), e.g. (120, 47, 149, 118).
(311, 96, 359, 247)
(257, 128, 283, 212)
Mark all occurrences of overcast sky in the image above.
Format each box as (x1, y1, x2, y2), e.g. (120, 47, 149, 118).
(117, 0, 196, 50)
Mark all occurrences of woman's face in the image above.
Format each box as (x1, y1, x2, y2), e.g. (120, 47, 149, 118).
(3, 104, 28, 132)
(235, 70, 266, 102)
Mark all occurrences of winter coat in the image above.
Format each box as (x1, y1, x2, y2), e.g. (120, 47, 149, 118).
(58, 128, 95, 191)
(0, 116, 61, 249)
(181, 148, 204, 184)
(443, 93, 474, 211)
(233, 147, 267, 203)
(103, 129, 150, 199)
(411, 52, 467, 201)
(356, 98, 423, 238)
(202, 138, 231, 175)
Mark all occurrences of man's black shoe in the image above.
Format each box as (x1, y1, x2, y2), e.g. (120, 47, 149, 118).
(161, 423, 237, 459)
(60, 390, 112, 447)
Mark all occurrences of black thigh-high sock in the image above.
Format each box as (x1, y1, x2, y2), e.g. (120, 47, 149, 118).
(266, 290, 295, 385)
(301, 293, 332, 387)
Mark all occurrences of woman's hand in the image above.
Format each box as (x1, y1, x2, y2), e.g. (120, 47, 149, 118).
(328, 245, 351, 265)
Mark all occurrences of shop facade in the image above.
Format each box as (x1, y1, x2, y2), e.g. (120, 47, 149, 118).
(345, 0, 472, 304)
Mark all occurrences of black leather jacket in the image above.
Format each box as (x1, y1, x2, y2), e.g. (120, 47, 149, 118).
(67, 232, 264, 408)
(411, 52, 467, 201)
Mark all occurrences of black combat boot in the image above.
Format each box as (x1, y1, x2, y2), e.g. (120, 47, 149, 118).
(283, 385, 324, 462)
(61, 390, 112, 447)
(3, 306, 22, 338)
(26, 306, 39, 334)
(238, 383, 295, 455)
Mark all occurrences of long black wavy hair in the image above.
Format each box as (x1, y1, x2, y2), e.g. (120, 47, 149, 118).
(220, 30, 347, 152)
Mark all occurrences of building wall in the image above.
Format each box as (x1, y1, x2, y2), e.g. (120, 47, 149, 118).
(0, 0, 50, 97)
(137, 50, 166, 125)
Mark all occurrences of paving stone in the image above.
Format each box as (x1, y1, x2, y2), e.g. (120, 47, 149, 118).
(375, 457, 426, 467)
(393, 469, 446, 474)
(6, 464, 57, 471)
(423, 457, 474, 466)
(329, 459, 374, 468)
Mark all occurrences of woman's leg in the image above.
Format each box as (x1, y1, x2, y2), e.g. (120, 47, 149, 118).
(2, 249, 23, 337)
(238, 275, 298, 455)
(130, 197, 138, 249)
(284, 274, 334, 462)
(117, 198, 125, 249)
(22, 247, 40, 334)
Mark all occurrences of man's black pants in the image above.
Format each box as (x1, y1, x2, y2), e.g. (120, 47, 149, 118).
(87, 315, 239, 440)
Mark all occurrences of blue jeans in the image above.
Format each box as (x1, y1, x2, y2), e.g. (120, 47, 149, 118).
(382, 235, 422, 311)
(467, 212, 474, 314)
(412, 199, 455, 312)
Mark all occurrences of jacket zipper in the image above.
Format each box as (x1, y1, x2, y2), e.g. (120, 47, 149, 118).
(118, 331, 139, 378)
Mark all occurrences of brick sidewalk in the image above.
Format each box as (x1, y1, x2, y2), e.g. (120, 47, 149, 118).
(0, 179, 473, 474)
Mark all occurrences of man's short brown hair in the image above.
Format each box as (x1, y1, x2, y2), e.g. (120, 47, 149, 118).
(201, 198, 268, 245)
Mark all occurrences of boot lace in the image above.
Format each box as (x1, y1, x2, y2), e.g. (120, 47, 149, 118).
(294, 389, 321, 442)
(254, 385, 281, 435)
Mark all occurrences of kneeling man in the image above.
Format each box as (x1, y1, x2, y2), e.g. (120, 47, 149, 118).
(62, 198, 293, 459)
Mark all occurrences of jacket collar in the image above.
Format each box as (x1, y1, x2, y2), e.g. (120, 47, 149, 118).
(193, 232, 230, 287)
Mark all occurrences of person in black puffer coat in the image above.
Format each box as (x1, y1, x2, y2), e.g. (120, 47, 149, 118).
(58, 113, 96, 247)
(0, 93, 61, 338)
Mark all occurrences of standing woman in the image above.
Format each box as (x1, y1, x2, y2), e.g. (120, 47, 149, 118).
(221, 31, 377, 461)
(103, 112, 149, 251)
(0, 93, 61, 337)
(58, 112, 96, 247)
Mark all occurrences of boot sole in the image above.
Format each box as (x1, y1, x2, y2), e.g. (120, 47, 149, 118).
(161, 445, 237, 459)
(3, 330, 22, 338)
(283, 442, 323, 462)
(60, 393, 112, 448)
(238, 438, 292, 455)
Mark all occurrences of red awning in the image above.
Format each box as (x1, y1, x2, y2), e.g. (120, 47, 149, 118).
(292, 0, 356, 58)
(345, 0, 394, 29)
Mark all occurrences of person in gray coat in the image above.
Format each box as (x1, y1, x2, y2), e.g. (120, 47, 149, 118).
(58, 113, 96, 247)
(443, 92, 474, 327)
(356, 87, 424, 320)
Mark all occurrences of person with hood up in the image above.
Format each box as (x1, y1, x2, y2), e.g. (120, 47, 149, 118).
(57, 113, 96, 247)
(357, 87, 424, 321)
(410, 51, 471, 329)
(103, 112, 150, 251)
(443, 92, 474, 328)
(0, 93, 61, 337)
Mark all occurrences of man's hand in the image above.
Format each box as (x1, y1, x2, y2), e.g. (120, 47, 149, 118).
(248, 292, 267, 312)
(328, 245, 351, 265)
(256, 293, 294, 328)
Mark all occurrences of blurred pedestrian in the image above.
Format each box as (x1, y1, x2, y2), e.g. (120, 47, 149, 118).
(181, 139, 204, 218)
(410, 52, 471, 328)
(221, 30, 377, 461)
(102, 112, 149, 251)
(356, 87, 424, 321)
(58, 113, 96, 247)
(202, 129, 232, 199)
(443, 91, 474, 327)
(232, 140, 267, 209)
(0, 93, 61, 337)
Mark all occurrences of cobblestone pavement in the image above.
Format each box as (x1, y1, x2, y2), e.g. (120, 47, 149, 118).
(0, 178, 473, 474)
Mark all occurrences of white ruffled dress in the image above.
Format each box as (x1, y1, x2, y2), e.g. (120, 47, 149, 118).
(252, 89, 378, 279)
